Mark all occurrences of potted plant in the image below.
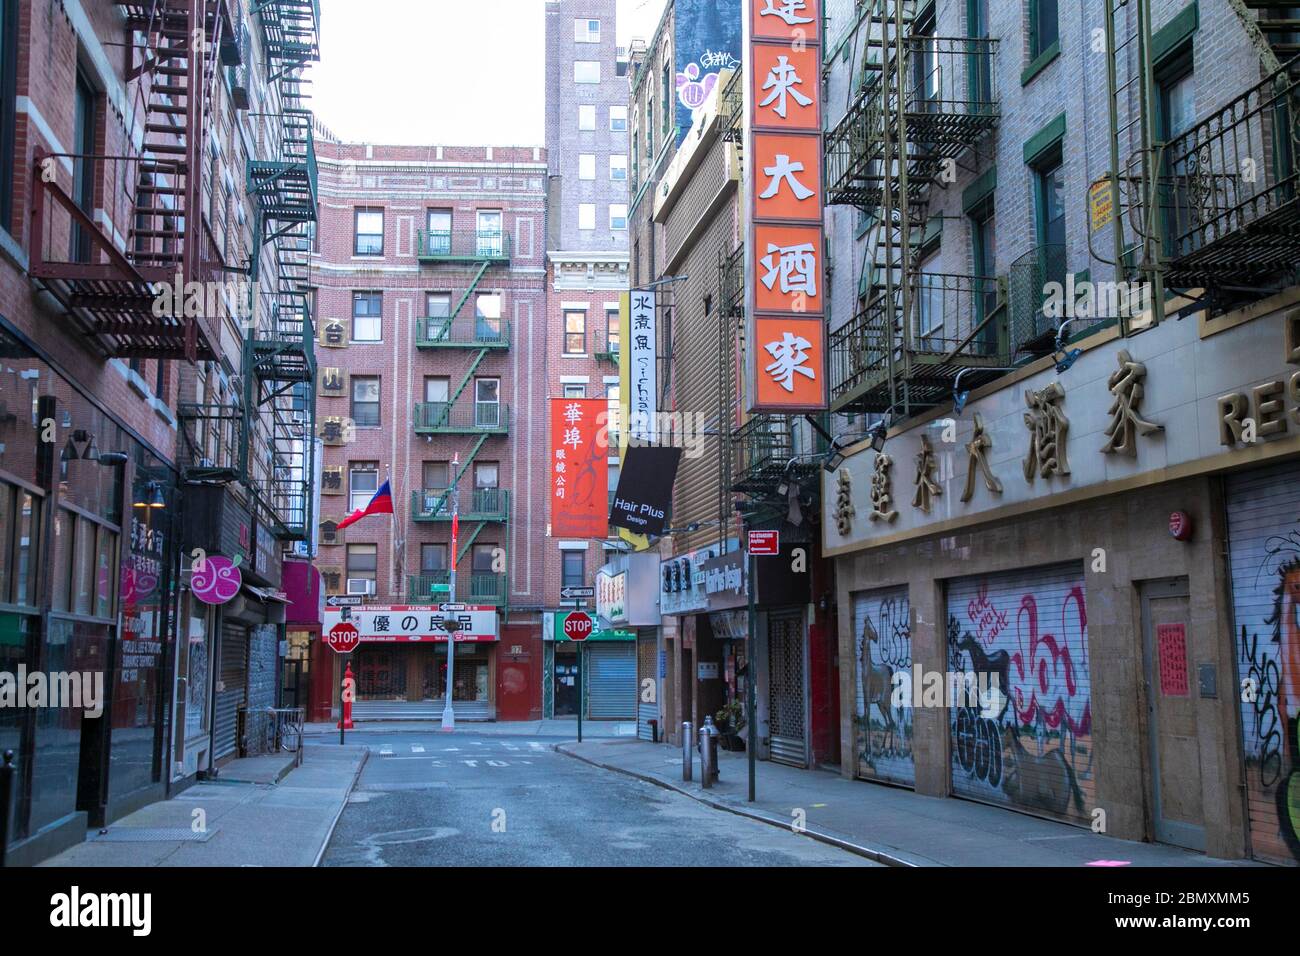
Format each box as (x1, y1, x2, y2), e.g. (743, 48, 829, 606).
(715, 700, 746, 752)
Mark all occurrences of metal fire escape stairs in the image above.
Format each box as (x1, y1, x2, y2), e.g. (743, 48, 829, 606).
(242, 0, 320, 541)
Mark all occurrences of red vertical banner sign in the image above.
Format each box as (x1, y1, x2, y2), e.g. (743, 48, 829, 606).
(744, 0, 828, 412)
(550, 398, 609, 538)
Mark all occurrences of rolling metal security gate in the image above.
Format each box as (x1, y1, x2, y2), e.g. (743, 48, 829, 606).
(767, 610, 807, 767)
(946, 563, 1093, 824)
(213, 621, 248, 761)
(1225, 461, 1300, 866)
(636, 631, 659, 740)
(588, 642, 636, 719)
(853, 586, 914, 786)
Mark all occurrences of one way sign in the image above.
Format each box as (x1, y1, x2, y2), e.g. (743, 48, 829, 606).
(560, 586, 594, 600)
(327, 595, 363, 607)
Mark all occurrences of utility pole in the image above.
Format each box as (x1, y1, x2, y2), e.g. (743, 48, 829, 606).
(746, 548, 757, 802)
(441, 453, 460, 731)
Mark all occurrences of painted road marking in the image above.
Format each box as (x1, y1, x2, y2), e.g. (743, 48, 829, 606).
(462, 759, 479, 767)
(379, 745, 393, 755)
(411, 745, 426, 753)
(529, 742, 544, 751)
(486, 760, 508, 767)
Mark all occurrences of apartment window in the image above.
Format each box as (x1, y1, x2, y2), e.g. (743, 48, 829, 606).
(346, 544, 377, 593)
(472, 543, 497, 574)
(352, 292, 382, 341)
(916, 254, 943, 350)
(564, 309, 587, 354)
(420, 544, 447, 573)
(563, 383, 586, 398)
(1159, 56, 1196, 257)
(1030, 0, 1059, 60)
(350, 375, 380, 427)
(574, 18, 599, 42)
(476, 210, 503, 256)
(579, 104, 596, 130)
(426, 208, 451, 254)
(661, 61, 671, 137)
(606, 381, 620, 445)
(608, 463, 620, 502)
(424, 292, 451, 341)
(609, 155, 627, 181)
(1034, 154, 1066, 251)
(474, 462, 499, 489)
(475, 378, 501, 428)
(609, 203, 628, 230)
(609, 105, 627, 132)
(561, 550, 585, 589)
(579, 154, 596, 180)
(0, 0, 17, 230)
(605, 308, 620, 354)
(476, 292, 503, 339)
(578, 203, 596, 230)
(71, 70, 97, 263)
(971, 211, 998, 353)
(423, 460, 449, 490)
(354, 207, 384, 255)
(574, 61, 600, 84)
(424, 376, 449, 404)
(349, 463, 379, 512)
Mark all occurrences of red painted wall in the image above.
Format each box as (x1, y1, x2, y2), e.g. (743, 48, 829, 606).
(497, 623, 542, 720)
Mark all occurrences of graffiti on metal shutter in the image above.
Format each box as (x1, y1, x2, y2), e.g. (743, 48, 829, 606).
(946, 565, 1093, 824)
(1226, 462, 1300, 864)
(853, 587, 914, 786)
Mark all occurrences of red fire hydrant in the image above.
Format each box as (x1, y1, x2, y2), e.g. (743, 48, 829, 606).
(338, 662, 356, 730)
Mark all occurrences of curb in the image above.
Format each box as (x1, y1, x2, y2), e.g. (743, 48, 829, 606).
(555, 743, 919, 868)
(312, 747, 370, 868)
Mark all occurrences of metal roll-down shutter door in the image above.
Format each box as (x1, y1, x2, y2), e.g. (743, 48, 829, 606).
(213, 621, 248, 760)
(588, 642, 636, 719)
(767, 610, 808, 767)
(636, 631, 659, 740)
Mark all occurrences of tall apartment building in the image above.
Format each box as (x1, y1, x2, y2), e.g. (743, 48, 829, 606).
(820, 0, 1300, 864)
(311, 140, 548, 722)
(0, 0, 319, 865)
(542, 0, 635, 720)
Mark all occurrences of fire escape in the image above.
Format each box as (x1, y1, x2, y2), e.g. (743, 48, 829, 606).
(29, 1, 240, 361)
(824, 0, 1001, 418)
(242, 0, 320, 541)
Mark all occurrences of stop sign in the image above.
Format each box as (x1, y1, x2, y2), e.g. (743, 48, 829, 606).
(325, 621, 360, 654)
(563, 612, 593, 642)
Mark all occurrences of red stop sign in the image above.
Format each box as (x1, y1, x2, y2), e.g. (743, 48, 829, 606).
(325, 622, 360, 654)
(563, 612, 593, 642)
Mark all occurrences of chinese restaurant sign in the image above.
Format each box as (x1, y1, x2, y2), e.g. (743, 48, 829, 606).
(324, 606, 499, 642)
(744, 0, 827, 412)
(627, 290, 657, 443)
(550, 397, 609, 538)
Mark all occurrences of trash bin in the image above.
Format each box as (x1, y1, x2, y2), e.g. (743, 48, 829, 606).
(699, 716, 720, 788)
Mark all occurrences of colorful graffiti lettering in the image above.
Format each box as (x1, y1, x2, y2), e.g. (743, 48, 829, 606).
(676, 62, 719, 113)
(1009, 586, 1091, 736)
(854, 592, 913, 786)
(966, 581, 1010, 645)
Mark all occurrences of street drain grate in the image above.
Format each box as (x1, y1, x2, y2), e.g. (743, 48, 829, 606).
(89, 827, 218, 843)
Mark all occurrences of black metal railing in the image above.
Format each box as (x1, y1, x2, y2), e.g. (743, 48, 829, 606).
(415, 313, 510, 348)
(413, 400, 509, 433)
(412, 487, 510, 521)
(1007, 244, 1069, 355)
(415, 229, 512, 261)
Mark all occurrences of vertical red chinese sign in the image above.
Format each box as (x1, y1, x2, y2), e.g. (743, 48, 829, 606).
(744, 0, 827, 412)
(550, 397, 609, 538)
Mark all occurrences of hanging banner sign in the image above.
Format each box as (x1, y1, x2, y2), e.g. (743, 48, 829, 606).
(550, 397, 609, 538)
(609, 444, 682, 537)
(744, 0, 827, 413)
(324, 605, 499, 642)
(627, 289, 658, 443)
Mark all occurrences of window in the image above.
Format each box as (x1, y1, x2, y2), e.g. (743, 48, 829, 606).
(971, 211, 998, 353)
(579, 104, 596, 130)
(354, 207, 384, 255)
(609, 203, 628, 230)
(610, 105, 627, 131)
(475, 378, 501, 427)
(916, 254, 943, 350)
(578, 203, 596, 230)
(574, 18, 599, 42)
(0, 481, 40, 608)
(579, 154, 596, 180)
(1035, 155, 1066, 251)
(608, 463, 620, 505)
(1030, 0, 1059, 60)
(476, 210, 503, 256)
(71, 69, 97, 263)
(609, 155, 627, 181)
(562, 550, 585, 589)
(346, 544, 377, 592)
(474, 462, 499, 489)
(426, 208, 451, 254)
(574, 61, 600, 84)
(350, 375, 380, 427)
(424, 376, 449, 404)
(1159, 58, 1196, 257)
(422, 460, 449, 490)
(661, 61, 671, 137)
(352, 292, 382, 341)
(564, 309, 587, 354)
(0, 0, 18, 230)
(605, 308, 620, 354)
(425, 292, 451, 341)
(476, 292, 503, 339)
(420, 544, 447, 573)
(472, 544, 497, 573)
(563, 383, 586, 398)
(349, 463, 379, 512)
(606, 380, 620, 445)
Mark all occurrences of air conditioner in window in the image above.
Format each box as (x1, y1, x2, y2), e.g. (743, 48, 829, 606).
(346, 578, 374, 596)
(198, 457, 215, 468)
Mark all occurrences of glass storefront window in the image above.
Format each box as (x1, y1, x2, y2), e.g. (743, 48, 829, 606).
(14, 490, 38, 607)
(73, 515, 95, 615)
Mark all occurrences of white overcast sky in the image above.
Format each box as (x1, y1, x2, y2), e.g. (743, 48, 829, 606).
(312, 0, 669, 146)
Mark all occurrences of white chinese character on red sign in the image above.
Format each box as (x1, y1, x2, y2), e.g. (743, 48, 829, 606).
(763, 331, 816, 392)
(760, 242, 818, 297)
(759, 56, 812, 119)
(759, 154, 815, 201)
(760, 0, 813, 25)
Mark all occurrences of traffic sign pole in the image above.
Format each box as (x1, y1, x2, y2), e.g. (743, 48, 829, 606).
(442, 454, 460, 732)
(577, 601, 584, 744)
(747, 549, 757, 802)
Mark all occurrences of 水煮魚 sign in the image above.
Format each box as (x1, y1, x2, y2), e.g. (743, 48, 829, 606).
(550, 397, 609, 538)
(744, 0, 827, 412)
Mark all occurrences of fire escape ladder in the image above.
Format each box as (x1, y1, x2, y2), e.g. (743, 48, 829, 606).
(415, 433, 489, 518)
(456, 521, 486, 565)
(448, 348, 488, 409)
(449, 260, 493, 324)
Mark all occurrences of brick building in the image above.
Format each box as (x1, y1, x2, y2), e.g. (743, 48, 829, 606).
(311, 138, 549, 721)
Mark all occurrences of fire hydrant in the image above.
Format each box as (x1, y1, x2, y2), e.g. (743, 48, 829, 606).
(338, 662, 356, 730)
(699, 716, 720, 788)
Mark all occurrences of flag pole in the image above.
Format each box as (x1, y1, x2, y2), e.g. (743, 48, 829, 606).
(441, 452, 460, 731)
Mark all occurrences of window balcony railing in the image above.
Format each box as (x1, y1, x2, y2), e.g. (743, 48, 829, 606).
(407, 571, 451, 602)
(1007, 244, 1072, 356)
(411, 487, 510, 522)
(593, 330, 620, 364)
(415, 313, 511, 349)
(415, 229, 513, 263)
(413, 400, 510, 435)
(407, 571, 506, 606)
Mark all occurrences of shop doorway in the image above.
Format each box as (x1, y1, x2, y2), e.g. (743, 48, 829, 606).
(554, 646, 579, 716)
(1139, 577, 1205, 851)
(767, 610, 808, 767)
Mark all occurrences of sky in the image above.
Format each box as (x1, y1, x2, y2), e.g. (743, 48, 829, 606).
(312, 0, 669, 146)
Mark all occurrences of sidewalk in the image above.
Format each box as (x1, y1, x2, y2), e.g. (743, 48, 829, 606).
(557, 738, 1259, 868)
(304, 718, 638, 738)
(39, 743, 367, 867)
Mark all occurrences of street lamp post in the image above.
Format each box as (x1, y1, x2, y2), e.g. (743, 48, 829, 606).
(441, 453, 460, 731)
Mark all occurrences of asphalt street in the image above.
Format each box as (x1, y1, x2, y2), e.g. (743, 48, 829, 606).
(320, 731, 877, 867)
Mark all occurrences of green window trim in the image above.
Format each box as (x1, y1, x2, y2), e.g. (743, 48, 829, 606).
(1021, 40, 1060, 87)
(1024, 112, 1067, 167)
(962, 166, 997, 214)
(1152, 1, 1198, 68)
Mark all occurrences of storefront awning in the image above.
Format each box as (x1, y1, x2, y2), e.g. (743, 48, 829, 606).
(244, 584, 290, 603)
(588, 629, 635, 641)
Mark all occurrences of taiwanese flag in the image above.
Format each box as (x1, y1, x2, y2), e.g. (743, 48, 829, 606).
(336, 479, 394, 531)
